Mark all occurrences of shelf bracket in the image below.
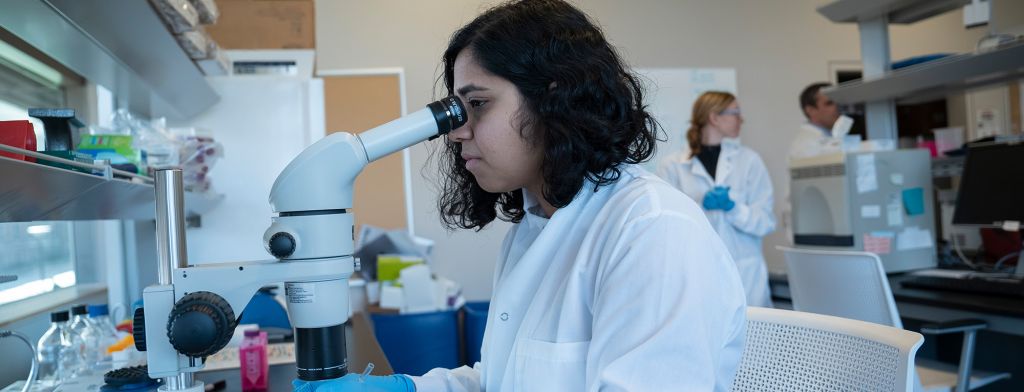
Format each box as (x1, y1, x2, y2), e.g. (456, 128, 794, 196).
(858, 15, 898, 141)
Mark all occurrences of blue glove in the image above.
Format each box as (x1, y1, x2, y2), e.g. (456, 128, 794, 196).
(713, 186, 736, 212)
(702, 191, 721, 210)
(292, 374, 415, 392)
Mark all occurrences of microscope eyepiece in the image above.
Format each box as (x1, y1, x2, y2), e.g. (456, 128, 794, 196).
(427, 96, 467, 136)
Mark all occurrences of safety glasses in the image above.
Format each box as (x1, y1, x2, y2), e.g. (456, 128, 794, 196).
(719, 108, 742, 116)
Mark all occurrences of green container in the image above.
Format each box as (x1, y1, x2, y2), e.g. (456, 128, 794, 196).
(78, 134, 138, 164)
(377, 255, 425, 283)
(38, 150, 95, 174)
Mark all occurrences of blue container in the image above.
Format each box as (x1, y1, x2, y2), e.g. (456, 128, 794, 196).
(463, 302, 489, 365)
(371, 310, 459, 376)
(239, 290, 292, 329)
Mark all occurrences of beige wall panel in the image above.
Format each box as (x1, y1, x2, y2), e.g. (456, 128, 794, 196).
(323, 75, 404, 235)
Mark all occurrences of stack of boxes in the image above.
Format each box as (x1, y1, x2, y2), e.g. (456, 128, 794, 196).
(205, 0, 316, 50)
(151, 0, 316, 77)
(150, 0, 230, 75)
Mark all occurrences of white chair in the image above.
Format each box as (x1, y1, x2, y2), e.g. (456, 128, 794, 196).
(732, 307, 924, 392)
(779, 246, 1011, 392)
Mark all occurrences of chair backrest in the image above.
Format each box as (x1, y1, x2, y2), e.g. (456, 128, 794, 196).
(779, 246, 903, 329)
(732, 307, 923, 392)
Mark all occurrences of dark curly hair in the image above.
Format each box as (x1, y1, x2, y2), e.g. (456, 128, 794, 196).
(436, 0, 659, 231)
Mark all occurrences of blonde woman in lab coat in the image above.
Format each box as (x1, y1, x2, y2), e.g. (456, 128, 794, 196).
(293, 1, 746, 391)
(659, 91, 777, 308)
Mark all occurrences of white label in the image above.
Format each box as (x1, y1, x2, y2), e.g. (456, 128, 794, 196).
(1002, 221, 1021, 232)
(856, 154, 878, 194)
(890, 173, 904, 185)
(285, 282, 315, 304)
(897, 226, 935, 251)
(887, 194, 903, 227)
(861, 205, 881, 218)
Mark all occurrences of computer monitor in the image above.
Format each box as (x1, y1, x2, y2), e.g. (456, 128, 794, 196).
(952, 140, 1024, 275)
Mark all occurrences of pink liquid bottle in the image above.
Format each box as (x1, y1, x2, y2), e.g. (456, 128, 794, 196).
(240, 329, 269, 391)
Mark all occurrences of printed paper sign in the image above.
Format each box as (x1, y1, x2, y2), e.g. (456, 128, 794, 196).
(863, 232, 893, 254)
(861, 205, 881, 218)
(856, 154, 878, 194)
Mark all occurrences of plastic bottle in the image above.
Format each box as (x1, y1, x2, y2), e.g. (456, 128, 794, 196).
(240, 329, 269, 391)
(66, 304, 91, 376)
(36, 311, 73, 388)
(86, 304, 121, 373)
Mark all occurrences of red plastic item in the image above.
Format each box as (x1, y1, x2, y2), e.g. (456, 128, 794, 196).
(981, 228, 1022, 266)
(917, 140, 938, 157)
(117, 320, 133, 334)
(0, 120, 37, 162)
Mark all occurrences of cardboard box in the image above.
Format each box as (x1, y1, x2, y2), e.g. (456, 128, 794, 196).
(205, 0, 315, 49)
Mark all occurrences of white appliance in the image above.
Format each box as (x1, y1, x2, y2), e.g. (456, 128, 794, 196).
(789, 149, 937, 273)
(171, 50, 325, 264)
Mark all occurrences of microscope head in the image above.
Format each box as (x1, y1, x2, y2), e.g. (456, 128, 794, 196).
(261, 96, 466, 381)
(263, 96, 466, 261)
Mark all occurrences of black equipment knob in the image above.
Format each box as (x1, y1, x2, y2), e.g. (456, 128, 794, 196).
(268, 232, 296, 258)
(167, 292, 236, 358)
(132, 307, 147, 352)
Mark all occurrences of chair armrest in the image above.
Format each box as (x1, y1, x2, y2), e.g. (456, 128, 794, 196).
(919, 319, 987, 335)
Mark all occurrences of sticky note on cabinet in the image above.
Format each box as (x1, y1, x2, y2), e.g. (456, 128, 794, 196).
(902, 188, 925, 216)
(861, 205, 881, 218)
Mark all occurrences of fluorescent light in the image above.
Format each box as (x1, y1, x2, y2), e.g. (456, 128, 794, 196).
(26, 225, 52, 235)
(0, 40, 63, 87)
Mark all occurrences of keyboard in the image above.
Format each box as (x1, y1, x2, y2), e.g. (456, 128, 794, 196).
(901, 275, 1024, 299)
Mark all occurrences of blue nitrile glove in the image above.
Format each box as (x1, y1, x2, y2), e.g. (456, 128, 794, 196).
(292, 374, 415, 392)
(702, 191, 721, 210)
(713, 186, 736, 212)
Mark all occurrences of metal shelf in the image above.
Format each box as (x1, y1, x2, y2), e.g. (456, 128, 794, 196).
(823, 42, 1024, 105)
(818, 0, 969, 24)
(0, 154, 222, 223)
(0, 0, 219, 120)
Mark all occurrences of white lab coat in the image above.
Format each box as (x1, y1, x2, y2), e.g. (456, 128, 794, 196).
(412, 165, 747, 391)
(657, 139, 776, 308)
(788, 122, 841, 160)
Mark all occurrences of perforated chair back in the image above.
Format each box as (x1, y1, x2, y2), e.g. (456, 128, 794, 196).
(732, 307, 923, 392)
(779, 246, 903, 329)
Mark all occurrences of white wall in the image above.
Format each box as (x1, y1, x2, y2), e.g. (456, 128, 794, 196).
(314, 0, 986, 301)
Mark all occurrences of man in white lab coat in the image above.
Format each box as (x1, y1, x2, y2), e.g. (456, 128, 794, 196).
(789, 82, 843, 160)
(293, 1, 747, 391)
(783, 83, 846, 243)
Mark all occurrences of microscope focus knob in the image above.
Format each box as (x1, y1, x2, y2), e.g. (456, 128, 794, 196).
(132, 307, 147, 352)
(167, 292, 236, 358)
(268, 232, 296, 258)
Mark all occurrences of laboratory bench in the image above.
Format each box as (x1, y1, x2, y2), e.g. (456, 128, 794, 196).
(769, 271, 1024, 392)
(197, 312, 392, 392)
(2, 312, 392, 392)
(768, 271, 1024, 335)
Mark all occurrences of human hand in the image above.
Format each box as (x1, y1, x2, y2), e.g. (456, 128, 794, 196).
(292, 374, 415, 392)
(712, 186, 735, 212)
(702, 191, 721, 210)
